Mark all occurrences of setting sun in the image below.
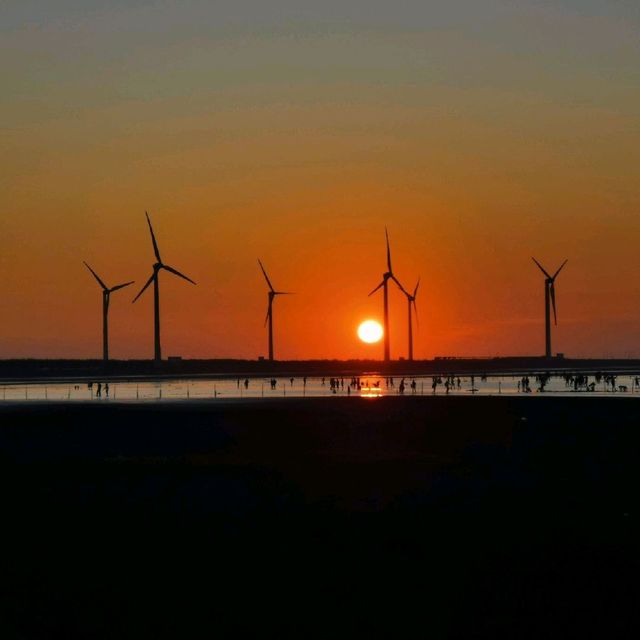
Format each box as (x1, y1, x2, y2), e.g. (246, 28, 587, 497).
(357, 320, 384, 344)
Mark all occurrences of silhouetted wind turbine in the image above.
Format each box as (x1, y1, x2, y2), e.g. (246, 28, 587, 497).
(532, 257, 568, 358)
(83, 262, 134, 362)
(395, 278, 420, 361)
(258, 259, 292, 361)
(369, 228, 402, 362)
(132, 212, 196, 363)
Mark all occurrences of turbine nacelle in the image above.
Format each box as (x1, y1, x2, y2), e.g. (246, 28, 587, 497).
(258, 259, 291, 298)
(405, 278, 420, 309)
(84, 261, 134, 296)
(83, 261, 134, 362)
(258, 259, 292, 358)
(133, 213, 196, 304)
(397, 277, 420, 325)
(267, 290, 290, 305)
(132, 212, 196, 362)
(369, 227, 402, 362)
(532, 257, 568, 327)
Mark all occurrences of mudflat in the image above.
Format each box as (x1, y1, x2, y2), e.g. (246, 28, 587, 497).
(1, 396, 638, 638)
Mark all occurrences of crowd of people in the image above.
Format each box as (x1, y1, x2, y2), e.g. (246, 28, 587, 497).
(81, 371, 640, 399)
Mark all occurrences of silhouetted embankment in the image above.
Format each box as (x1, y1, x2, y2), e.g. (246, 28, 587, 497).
(2, 356, 640, 381)
(1, 396, 639, 638)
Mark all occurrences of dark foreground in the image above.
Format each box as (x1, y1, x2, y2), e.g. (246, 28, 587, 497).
(1, 397, 639, 638)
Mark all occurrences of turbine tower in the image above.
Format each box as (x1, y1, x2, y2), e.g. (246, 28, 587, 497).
(395, 278, 420, 361)
(258, 259, 292, 361)
(133, 212, 196, 363)
(532, 257, 568, 358)
(369, 228, 402, 362)
(83, 262, 134, 362)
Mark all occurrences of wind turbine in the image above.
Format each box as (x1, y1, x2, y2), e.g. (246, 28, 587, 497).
(532, 257, 568, 358)
(132, 212, 196, 363)
(368, 228, 402, 362)
(258, 259, 292, 361)
(83, 262, 134, 362)
(395, 278, 420, 361)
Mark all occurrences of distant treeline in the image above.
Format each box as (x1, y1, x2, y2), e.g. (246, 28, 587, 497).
(1, 357, 640, 381)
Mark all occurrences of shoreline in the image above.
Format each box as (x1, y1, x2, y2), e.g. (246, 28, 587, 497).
(1, 388, 640, 406)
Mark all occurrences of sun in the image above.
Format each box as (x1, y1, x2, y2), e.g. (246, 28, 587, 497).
(358, 320, 384, 344)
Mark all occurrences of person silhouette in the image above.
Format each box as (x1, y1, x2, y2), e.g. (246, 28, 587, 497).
(96, 382, 102, 398)
(105, 383, 109, 397)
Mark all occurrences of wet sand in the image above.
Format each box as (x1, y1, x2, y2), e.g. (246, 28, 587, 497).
(1, 396, 639, 638)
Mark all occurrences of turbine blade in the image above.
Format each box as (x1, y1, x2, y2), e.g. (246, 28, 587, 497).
(146, 211, 162, 263)
(413, 277, 420, 298)
(368, 280, 385, 296)
(83, 262, 108, 290)
(110, 281, 135, 293)
(550, 282, 558, 325)
(132, 273, 154, 303)
(385, 227, 392, 273)
(552, 259, 568, 280)
(264, 305, 271, 327)
(413, 299, 419, 327)
(258, 259, 275, 292)
(391, 275, 408, 296)
(531, 257, 552, 279)
(163, 264, 196, 285)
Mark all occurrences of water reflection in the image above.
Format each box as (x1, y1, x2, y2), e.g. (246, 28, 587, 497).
(360, 385, 383, 399)
(1, 372, 640, 402)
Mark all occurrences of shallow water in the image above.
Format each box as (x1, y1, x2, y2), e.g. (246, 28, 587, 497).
(1, 373, 638, 402)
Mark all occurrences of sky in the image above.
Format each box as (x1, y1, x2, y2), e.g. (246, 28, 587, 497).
(1, 0, 639, 360)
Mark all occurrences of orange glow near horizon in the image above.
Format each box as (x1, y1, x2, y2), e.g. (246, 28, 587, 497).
(2, 189, 640, 361)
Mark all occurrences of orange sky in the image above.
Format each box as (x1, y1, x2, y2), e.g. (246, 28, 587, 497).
(1, 1, 640, 360)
